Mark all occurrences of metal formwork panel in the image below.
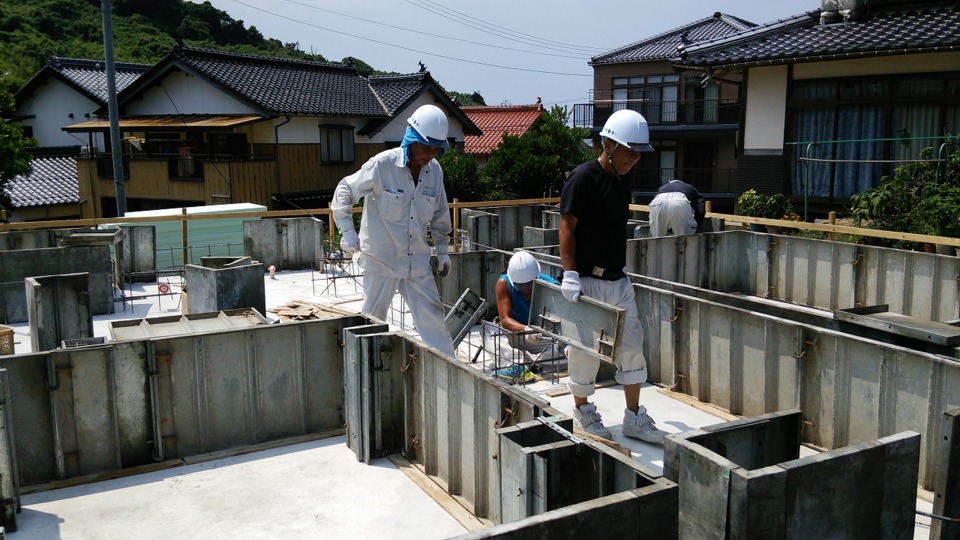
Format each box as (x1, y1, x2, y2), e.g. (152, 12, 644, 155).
(771, 236, 858, 310)
(440, 251, 505, 321)
(528, 280, 624, 362)
(932, 408, 960, 540)
(461, 209, 498, 252)
(445, 289, 487, 347)
(0, 369, 19, 532)
(855, 245, 960, 323)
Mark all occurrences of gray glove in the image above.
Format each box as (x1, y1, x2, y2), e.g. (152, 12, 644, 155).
(436, 254, 451, 278)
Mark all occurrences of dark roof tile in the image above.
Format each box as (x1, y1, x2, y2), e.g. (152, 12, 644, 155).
(4, 155, 79, 208)
(677, 4, 960, 67)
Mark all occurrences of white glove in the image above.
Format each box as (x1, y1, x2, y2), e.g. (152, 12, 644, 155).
(436, 254, 451, 278)
(561, 271, 581, 302)
(340, 230, 360, 254)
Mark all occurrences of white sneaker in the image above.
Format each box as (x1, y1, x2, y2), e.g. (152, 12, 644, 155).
(573, 403, 613, 439)
(622, 406, 667, 444)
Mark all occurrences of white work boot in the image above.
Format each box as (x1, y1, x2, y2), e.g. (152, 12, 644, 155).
(573, 403, 613, 440)
(622, 406, 667, 444)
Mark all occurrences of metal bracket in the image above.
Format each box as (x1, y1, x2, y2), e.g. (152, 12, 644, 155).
(537, 415, 584, 454)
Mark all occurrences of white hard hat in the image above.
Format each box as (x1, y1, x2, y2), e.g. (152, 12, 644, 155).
(600, 109, 654, 152)
(507, 250, 540, 284)
(407, 104, 449, 145)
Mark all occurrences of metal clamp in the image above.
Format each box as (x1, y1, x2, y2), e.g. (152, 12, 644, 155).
(537, 415, 584, 453)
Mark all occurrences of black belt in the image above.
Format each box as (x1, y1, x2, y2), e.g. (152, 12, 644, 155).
(587, 266, 625, 281)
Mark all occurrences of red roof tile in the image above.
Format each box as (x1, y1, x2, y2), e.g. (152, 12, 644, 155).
(461, 103, 544, 156)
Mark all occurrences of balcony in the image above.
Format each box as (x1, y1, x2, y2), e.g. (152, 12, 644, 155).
(572, 99, 741, 130)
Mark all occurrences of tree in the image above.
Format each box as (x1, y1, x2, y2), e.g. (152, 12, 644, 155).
(437, 148, 489, 202)
(0, 75, 37, 207)
(482, 105, 594, 199)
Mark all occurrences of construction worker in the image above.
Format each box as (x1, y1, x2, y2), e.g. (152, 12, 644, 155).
(332, 104, 456, 358)
(558, 109, 668, 444)
(487, 250, 561, 383)
(648, 179, 705, 237)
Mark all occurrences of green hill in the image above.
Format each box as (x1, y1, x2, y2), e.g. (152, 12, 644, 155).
(0, 0, 485, 104)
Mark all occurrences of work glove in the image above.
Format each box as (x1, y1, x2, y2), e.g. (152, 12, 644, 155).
(561, 271, 581, 302)
(524, 326, 545, 343)
(340, 230, 360, 254)
(436, 253, 451, 278)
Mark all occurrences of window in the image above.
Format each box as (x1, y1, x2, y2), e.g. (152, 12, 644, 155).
(208, 133, 249, 159)
(319, 125, 355, 163)
(789, 74, 960, 199)
(611, 75, 680, 124)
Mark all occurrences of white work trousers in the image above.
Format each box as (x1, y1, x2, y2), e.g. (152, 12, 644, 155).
(649, 192, 697, 237)
(567, 276, 647, 398)
(362, 272, 456, 358)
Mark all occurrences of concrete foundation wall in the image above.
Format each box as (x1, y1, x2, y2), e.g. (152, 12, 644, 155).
(25, 273, 93, 352)
(0, 315, 367, 486)
(638, 281, 960, 491)
(0, 245, 114, 323)
(184, 256, 265, 315)
(460, 206, 546, 252)
(664, 410, 920, 539)
(630, 231, 960, 323)
(243, 217, 324, 271)
(0, 228, 88, 250)
(118, 226, 157, 283)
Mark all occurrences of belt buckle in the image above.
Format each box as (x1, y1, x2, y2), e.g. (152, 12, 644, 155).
(591, 266, 605, 278)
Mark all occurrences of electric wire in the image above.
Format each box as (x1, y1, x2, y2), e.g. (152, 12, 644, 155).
(223, 0, 593, 77)
(275, 0, 588, 60)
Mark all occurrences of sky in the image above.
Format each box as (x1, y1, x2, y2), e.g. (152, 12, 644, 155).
(189, 0, 812, 108)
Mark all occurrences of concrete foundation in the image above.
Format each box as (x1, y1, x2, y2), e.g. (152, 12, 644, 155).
(183, 256, 266, 315)
(25, 273, 93, 353)
(118, 226, 157, 283)
(0, 245, 113, 324)
(664, 410, 920, 539)
(243, 217, 324, 271)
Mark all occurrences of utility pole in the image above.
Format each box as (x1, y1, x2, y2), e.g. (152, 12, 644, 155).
(101, 0, 126, 216)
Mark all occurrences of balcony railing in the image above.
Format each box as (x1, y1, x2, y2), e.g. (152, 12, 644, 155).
(572, 99, 741, 130)
(94, 149, 273, 181)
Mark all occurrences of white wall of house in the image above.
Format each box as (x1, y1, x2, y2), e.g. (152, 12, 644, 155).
(124, 70, 255, 116)
(17, 78, 104, 149)
(743, 65, 789, 153)
(793, 51, 960, 80)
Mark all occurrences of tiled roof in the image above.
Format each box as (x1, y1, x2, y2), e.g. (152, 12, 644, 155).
(4, 155, 79, 208)
(461, 103, 543, 156)
(15, 57, 150, 105)
(172, 47, 386, 116)
(676, 4, 960, 68)
(591, 13, 756, 65)
(368, 73, 429, 115)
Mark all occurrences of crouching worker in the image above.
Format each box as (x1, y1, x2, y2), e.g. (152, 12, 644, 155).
(332, 104, 456, 358)
(485, 250, 560, 383)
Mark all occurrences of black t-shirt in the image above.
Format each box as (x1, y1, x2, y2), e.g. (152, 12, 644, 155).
(559, 159, 630, 275)
(657, 179, 706, 228)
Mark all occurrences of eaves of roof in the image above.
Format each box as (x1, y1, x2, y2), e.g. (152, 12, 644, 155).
(359, 72, 482, 138)
(15, 57, 150, 106)
(675, 4, 960, 69)
(590, 12, 756, 65)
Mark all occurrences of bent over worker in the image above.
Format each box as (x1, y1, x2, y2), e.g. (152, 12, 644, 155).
(559, 109, 668, 444)
(648, 178, 705, 237)
(332, 104, 456, 358)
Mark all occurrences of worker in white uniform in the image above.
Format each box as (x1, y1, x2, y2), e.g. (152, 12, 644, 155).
(648, 179, 705, 237)
(332, 104, 456, 358)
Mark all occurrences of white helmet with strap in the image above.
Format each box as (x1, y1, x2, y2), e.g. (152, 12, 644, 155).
(507, 250, 541, 284)
(600, 109, 654, 152)
(407, 104, 449, 144)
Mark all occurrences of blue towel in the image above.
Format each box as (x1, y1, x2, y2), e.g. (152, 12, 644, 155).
(401, 126, 448, 165)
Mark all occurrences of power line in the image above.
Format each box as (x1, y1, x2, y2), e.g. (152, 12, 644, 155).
(275, 0, 587, 60)
(400, 0, 605, 55)
(224, 0, 593, 78)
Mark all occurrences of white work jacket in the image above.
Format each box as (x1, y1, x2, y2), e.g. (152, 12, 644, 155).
(332, 147, 452, 279)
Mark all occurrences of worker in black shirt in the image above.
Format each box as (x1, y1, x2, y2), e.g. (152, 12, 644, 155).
(649, 179, 705, 237)
(558, 109, 668, 444)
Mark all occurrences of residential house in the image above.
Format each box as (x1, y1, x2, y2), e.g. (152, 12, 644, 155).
(2, 148, 82, 222)
(578, 12, 756, 207)
(674, 0, 960, 212)
(461, 100, 544, 166)
(61, 46, 481, 217)
(12, 57, 150, 149)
